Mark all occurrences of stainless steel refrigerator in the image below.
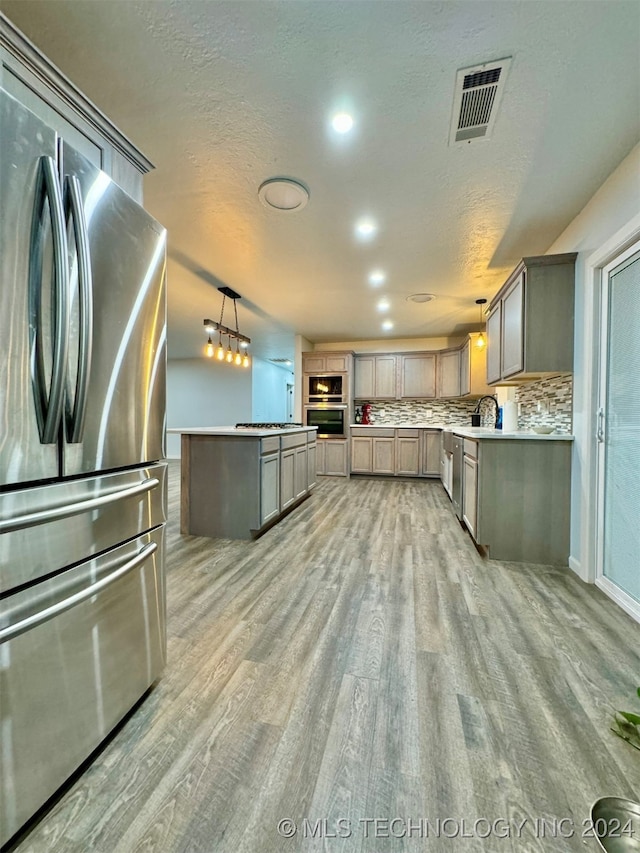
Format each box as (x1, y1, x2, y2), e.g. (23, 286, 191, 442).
(0, 89, 167, 846)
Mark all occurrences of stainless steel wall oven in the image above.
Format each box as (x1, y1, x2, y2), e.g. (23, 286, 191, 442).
(305, 406, 347, 438)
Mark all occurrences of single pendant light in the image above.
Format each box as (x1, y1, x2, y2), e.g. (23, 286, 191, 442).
(475, 298, 487, 348)
(205, 336, 214, 358)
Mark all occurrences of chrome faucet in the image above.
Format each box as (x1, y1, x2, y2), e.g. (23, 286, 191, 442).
(474, 395, 500, 428)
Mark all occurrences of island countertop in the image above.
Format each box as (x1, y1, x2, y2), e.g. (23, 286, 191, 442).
(168, 426, 317, 438)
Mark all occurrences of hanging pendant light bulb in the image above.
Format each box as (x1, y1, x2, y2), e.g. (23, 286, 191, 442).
(475, 298, 487, 348)
(225, 337, 234, 362)
(205, 336, 214, 358)
(242, 351, 250, 368)
(215, 330, 225, 360)
(234, 341, 242, 365)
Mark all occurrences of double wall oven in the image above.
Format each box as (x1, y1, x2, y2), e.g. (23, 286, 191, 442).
(305, 405, 347, 438)
(304, 372, 349, 438)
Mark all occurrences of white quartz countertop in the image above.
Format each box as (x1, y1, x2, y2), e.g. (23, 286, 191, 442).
(168, 426, 317, 438)
(446, 427, 574, 441)
(349, 424, 573, 440)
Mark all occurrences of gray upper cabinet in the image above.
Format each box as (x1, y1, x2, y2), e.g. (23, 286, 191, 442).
(354, 355, 397, 399)
(1, 14, 152, 202)
(487, 253, 577, 383)
(501, 272, 525, 377)
(436, 350, 460, 398)
(302, 351, 353, 374)
(486, 307, 502, 384)
(355, 353, 437, 400)
(399, 354, 436, 399)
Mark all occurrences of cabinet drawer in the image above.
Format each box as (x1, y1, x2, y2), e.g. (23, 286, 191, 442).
(352, 427, 395, 438)
(307, 431, 317, 443)
(261, 436, 280, 454)
(464, 439, 478, 459)
(280, 432, 307, 450)
(397, 428, 419, 437)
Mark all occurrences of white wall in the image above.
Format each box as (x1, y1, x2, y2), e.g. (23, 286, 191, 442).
(547, 142, 640, 581)
(294, 334, 313, 422)
(252, 357, 294, 423)
(166, 359, 252, 458)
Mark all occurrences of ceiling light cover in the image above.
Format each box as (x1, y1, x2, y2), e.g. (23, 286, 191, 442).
(407, 293, 436, 303)
(369, 270, 386, 286)
(355, 218, 377, 238)
(332, 112, 354, 133)
(382, 319, 394, 331)
(258, 178, 309, 212)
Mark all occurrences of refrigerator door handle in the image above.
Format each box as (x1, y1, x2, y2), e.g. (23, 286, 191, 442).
(0, 476, 160, 534)
(29, 155, 70, 445)
(64, 174, 94, 443)
(0, 541, 158, 644)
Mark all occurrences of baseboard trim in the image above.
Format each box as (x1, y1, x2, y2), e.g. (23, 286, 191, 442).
(595, 576, 640, 624)
(568, 555, 587, 582)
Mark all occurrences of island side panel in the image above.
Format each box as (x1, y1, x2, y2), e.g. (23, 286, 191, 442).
(184, 434, 260, 540)
(477, 439, 571, 564)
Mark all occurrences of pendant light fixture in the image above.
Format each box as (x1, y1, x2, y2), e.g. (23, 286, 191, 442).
(475, 298, 487, 348)
(203, 287, 251, 368)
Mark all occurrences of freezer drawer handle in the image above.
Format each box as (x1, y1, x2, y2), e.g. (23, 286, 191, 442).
(29, 155, 70, 444)
(0, 541, 158, 644)
(0, 477, 160, 534)
(64, 174, 94, 444)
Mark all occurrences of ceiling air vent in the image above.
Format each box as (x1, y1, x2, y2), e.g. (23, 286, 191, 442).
(449, 57, 512, 144)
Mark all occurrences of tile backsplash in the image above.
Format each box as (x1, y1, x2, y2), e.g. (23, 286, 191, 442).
(355, 373, 574, 433)
(357, 398, 479, 426)
(515, 373, 573, 434)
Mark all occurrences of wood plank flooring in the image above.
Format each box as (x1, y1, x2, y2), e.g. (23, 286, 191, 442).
(11, 463, 640, 852)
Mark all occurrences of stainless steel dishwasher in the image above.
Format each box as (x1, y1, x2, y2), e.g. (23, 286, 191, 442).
(451, 434, 464, 519)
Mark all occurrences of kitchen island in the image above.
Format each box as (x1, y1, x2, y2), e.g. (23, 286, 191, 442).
(169, 426, 317, 540)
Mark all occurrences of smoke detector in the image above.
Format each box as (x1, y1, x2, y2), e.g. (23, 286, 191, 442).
(258, 178, 309, 212)
(449, 57, 512, 144)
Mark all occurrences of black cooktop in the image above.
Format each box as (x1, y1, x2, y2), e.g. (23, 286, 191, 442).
(235, 422, 304, 430)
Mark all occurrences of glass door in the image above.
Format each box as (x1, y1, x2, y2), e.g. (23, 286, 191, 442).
(596, 242, 640, 621)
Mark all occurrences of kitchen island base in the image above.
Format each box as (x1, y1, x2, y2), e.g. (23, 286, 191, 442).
(177, 428, 317, 541)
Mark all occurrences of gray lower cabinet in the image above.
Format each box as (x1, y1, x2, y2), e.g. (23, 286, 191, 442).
(294, 445, 308, 501)
(316, 439, 349, 477)
(462, 440, 478, 538)
(396, 432, 420, 476)
(280, 448, 296, 511)
(351, 428, 441, 478)
(307, 441, 317, 489)
(422, 430, 441, 476)
(456, 435, 571, 564)
(260, 451, 280, 527)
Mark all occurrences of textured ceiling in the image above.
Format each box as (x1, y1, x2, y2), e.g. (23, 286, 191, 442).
(3, 0, 639, 361)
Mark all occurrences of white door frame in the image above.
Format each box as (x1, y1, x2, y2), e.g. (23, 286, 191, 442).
(594, 239, 640, 623)
(572, 213, 640, 592)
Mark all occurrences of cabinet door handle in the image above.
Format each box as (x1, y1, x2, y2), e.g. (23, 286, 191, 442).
(596, 408, 605, 443)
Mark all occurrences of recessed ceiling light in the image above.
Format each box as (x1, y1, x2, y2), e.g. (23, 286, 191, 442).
(258, 178, 309, 212)
(382, 319, 394, 331)
(355, 218, 377, 239)
(377, 298, 390, 312)
(369, 270, 386, 286)
(406, 293, 436, 303)
(331, 112, 354, 133)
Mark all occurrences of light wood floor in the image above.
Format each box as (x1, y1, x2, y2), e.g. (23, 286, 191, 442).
(12, 463, 640, 852)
